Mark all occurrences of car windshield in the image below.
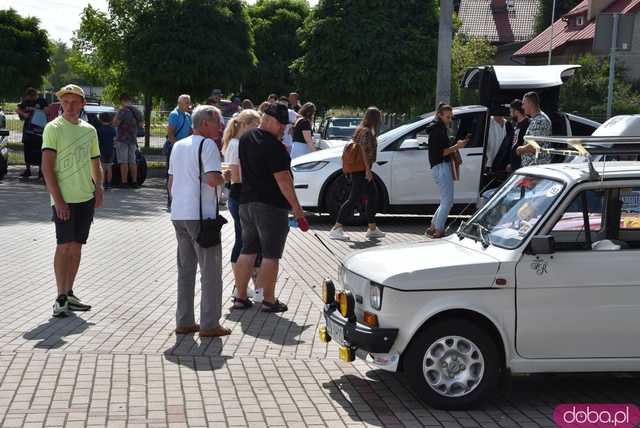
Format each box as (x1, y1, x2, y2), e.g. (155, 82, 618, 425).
(459, 175, 564, 249)
(327, 126, 355, 139)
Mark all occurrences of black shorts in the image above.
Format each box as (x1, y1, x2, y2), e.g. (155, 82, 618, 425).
(51, 198, 95, 245)
(239, 202, 289, 259)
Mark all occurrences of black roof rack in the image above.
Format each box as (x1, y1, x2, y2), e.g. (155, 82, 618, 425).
(524, 136, 640, 180)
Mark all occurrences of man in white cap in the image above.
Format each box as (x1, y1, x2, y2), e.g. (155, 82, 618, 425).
(42, 84, 103, 317)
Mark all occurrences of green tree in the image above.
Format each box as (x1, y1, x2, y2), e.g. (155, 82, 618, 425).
(292, 0, 439, 113)
(74, 0, 255, 146)
(46, 41, 100, 90)
(0, 9, 50, 100)
(245, 0, 310, 102)
(451, 33, 497, 106)
(534, 0, 580, 35)
(560, 54, 640, 117)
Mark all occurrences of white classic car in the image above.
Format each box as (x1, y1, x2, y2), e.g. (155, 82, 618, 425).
(292, 65, 600, 224)
(319, 135, 640, 409)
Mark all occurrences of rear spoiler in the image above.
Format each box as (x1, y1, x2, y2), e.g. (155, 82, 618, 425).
(524, 135, 640, 179)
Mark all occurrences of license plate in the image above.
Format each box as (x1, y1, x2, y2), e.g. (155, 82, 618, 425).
(326, 318, 345, 345)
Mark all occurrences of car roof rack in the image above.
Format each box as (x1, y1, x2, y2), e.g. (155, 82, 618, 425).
(523, 136, 640, 180)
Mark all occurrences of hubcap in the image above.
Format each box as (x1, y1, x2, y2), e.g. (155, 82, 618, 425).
(422, 335, 485, 397)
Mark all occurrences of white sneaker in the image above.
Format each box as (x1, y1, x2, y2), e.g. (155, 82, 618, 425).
(329, 228, 349, 241)
(366, 227, 386, 239)
(254, 288, 264, 303)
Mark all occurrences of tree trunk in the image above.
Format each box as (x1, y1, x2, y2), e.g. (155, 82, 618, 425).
(144, 93, 152, 150)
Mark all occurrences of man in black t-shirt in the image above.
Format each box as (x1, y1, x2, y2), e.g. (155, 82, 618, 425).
(234, 102, 309, 313)
(17, 87, 49, 178)
(507, 99, 530, 173)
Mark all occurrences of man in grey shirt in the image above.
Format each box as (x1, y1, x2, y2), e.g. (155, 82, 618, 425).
(516, 91, 552, 167)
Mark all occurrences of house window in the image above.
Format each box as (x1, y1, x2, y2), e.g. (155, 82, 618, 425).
(576, 16, 585, 26)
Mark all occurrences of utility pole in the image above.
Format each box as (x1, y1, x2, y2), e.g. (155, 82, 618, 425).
(606, 14, 619, 119)
(547, 0, 557, 64)
(435, 0, 454, 108)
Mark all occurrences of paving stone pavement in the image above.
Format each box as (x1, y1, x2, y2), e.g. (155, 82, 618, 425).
(1, 172, 638, 427)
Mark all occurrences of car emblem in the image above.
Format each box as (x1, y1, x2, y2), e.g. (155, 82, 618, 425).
(531, 259, 548, 275)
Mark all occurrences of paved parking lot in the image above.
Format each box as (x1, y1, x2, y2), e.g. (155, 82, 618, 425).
(0, 169, 638, 427)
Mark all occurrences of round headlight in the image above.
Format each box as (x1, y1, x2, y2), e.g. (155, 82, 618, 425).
(322, 279, 335, 305)
(338, 291, 355, 320)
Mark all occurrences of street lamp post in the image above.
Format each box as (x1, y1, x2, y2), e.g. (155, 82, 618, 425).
(547, 0, 557, 65)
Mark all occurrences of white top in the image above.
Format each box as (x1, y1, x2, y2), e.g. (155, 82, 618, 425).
(282, 109, 299, 149)
(486, 117, 507, 167)
(168, 135, 222, 221)
(224, 138, 240, 166)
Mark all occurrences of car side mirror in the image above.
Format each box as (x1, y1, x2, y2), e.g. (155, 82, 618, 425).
(528, 235, 555, 255)
(400, 138, 420, 150)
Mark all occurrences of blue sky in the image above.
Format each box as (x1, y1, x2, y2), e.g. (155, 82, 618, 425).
(0, 0, 317, 44)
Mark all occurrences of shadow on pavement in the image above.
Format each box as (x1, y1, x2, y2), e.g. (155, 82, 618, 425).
(224, 306, 311, 347)
(163, 334, 231, 370)
(23, 313, 95, 349)
(0, 174, 169, 226)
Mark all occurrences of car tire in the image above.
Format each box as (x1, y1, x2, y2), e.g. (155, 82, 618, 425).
(403, 319, 502, 410)
(324, 174, 380, 226)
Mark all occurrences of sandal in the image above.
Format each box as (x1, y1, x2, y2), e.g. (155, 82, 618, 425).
(261, 299, 288, 313)
(231, 297, 254, 310)
(199, 326, 231, 337)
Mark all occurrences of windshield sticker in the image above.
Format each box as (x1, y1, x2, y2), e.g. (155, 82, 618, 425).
(546, 185, 562, 197)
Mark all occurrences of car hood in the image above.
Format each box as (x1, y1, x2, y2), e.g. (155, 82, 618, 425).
(291, 146, 343, 165)
(343, 238, 500, 291)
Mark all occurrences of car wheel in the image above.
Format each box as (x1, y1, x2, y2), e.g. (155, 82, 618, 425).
(404, 319, 502, 410)
(324, 174, 377, 226)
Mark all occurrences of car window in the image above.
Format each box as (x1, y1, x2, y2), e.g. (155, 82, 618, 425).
(551, 190, 606, 251)
(620, 188, 640, 230)
(569, 118, 598, 137)
(449, 112, 485, 148)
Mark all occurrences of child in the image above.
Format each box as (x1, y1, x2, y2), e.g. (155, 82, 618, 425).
(97, 112, 116, 189)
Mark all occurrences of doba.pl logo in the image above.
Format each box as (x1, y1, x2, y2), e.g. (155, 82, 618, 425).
(554, 404, 640, 427)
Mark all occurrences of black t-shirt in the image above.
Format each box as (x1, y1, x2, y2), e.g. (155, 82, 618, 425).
(509, 118, 530, 170)
(292, 118, 311, 143)
(428, 120, 451, 168)
(239, 128, 292, 209)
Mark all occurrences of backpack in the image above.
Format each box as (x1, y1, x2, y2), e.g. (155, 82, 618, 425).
(342, 140, 366, 174)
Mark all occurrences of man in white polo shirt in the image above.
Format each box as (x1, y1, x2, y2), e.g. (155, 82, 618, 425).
(168, 105, 230, 338)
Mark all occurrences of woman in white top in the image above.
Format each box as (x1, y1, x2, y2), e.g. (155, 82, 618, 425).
(290, 102, 317, 159)
(222, 109, 261, 307)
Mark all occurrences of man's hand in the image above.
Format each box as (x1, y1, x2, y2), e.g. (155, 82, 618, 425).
(298, 217, 310, 232)
(55, 201, 71, 221)
(223, 169, 232, 182)
(95, 186, 104, 208)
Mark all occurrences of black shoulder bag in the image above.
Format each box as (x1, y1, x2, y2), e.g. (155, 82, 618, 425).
(195, 137, 228, 248)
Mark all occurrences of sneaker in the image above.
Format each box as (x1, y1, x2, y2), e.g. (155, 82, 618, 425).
(67, 293, 92, 311)
(329, 228, 349, 241)
(232, 286, 255, 299)
(53, 296, 69, 318)
(365, 227, 386, 239)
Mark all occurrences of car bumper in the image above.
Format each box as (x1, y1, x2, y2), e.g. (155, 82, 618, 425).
(320, 304, 399, 360)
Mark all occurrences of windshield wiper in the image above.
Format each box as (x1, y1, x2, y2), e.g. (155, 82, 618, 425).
(463, 221, 491, 247)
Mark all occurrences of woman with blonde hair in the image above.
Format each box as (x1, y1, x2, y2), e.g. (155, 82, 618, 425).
(290, 102, 316, 159)
(222, 109, 263, 307)
(329, 107, 385, 241)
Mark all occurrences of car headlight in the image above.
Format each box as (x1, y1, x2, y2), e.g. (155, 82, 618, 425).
(321, 279, 335, 305)
(292, 161, 329, 172)
(337, 290, 355, 320)
(370, 282, 383, 310)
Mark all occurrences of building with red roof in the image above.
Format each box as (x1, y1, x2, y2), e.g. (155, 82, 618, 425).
(513, 0, 640, 79)
(458, 0, 543, 64)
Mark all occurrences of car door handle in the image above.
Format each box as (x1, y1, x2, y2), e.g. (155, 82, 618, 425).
(376, 161, 388, 166)
(466, 153, 483, 157)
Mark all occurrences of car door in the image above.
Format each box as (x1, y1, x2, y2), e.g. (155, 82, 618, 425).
(388, 124, 434, 204)
(516, 184, 640, 359)
(450, 111, 487, 203)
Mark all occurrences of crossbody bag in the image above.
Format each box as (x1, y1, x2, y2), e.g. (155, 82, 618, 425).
(195, 137, 228, 248)
(163, 111, 188, 156)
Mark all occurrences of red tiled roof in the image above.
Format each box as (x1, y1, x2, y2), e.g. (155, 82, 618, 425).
(458, 0, 542, 43)
(514, 0, 640, 56)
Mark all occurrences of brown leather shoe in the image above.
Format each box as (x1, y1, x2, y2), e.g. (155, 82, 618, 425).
(199, 326, 231, 337)
(175, 324, 200, 334)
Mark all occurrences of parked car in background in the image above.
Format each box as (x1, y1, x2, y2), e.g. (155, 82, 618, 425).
(315, 116, 360, 149)
(84, 105, 148, 186)
(319, 135, 640, 409)
(293, 65, 601, 224)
